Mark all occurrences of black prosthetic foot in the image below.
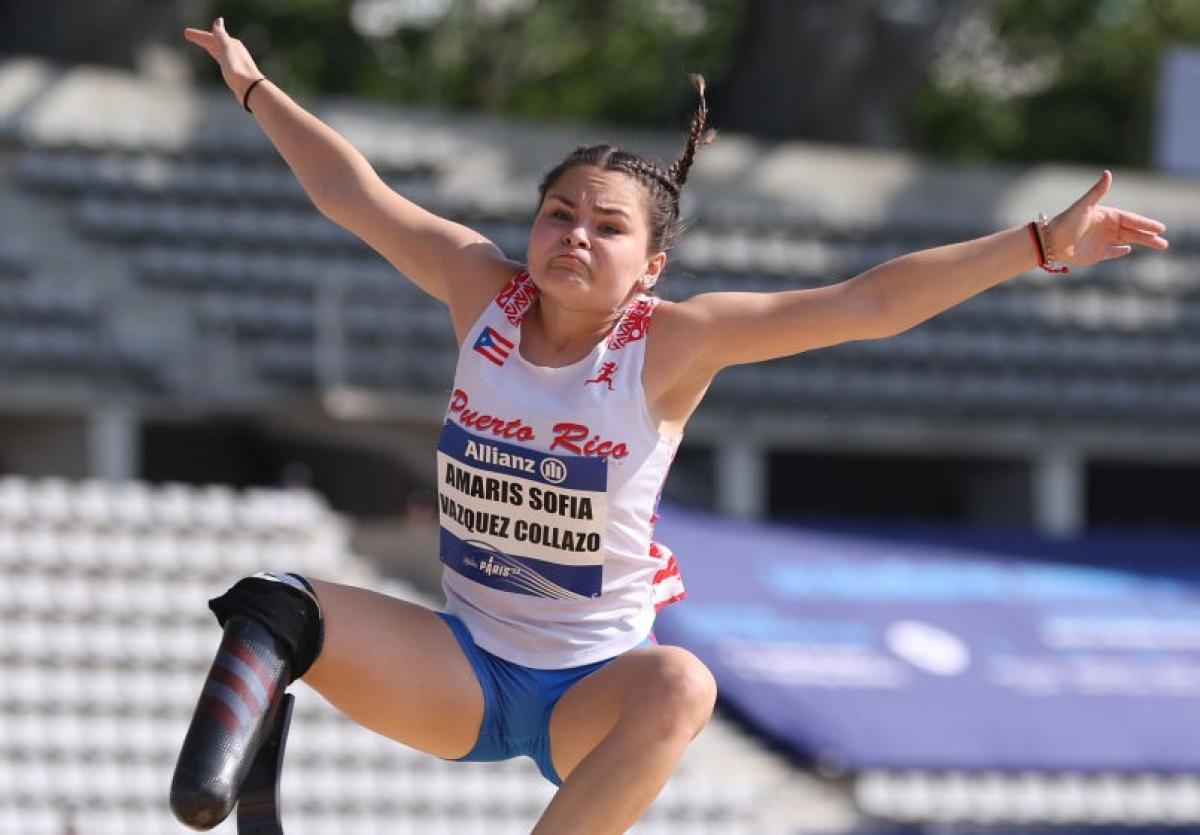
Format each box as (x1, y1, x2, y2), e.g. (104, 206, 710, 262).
(237, 692, 294, 835)
(171, 616, 292, 830)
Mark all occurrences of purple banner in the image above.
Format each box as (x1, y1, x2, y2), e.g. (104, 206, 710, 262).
(653, 507, 1200, 771)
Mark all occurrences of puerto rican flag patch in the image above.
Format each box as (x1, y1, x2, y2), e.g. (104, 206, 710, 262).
(473, 326, 514, 366)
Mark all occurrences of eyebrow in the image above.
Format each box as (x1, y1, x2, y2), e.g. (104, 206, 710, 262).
(547, 193, 632, 221)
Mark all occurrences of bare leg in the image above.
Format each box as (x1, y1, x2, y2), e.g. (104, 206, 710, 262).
(302, 579, 485, 759)
(534, 645, 718, 834)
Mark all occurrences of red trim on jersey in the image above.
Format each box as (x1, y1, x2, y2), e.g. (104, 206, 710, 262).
(495, 270, 538, 326)
(650, 540, 687, 610)
(608, 297, 657, 350)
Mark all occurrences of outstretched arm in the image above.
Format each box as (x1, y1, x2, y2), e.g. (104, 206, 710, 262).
(677, 170, 1169, 370)
(183, 18, 513, 320)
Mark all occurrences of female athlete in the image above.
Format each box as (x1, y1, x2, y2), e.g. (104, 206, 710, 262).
(171, 17, 1169, 835)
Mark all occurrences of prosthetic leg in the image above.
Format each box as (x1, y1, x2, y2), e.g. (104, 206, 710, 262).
(171, 574, 322, 832)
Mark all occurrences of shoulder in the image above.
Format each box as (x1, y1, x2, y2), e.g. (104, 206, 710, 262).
(456, 256, 528, 305)
(446, 257, 528, 342)
(644, 291, 758, 374)
(643, 295, 715, 373)
(641, 295, 725, 430)
(645, 293, 720, 335)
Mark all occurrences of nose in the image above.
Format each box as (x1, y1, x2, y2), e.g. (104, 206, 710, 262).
(563, 226, 589, 249)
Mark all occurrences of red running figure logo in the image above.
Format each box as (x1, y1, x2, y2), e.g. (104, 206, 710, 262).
(586, 361, 618, 390)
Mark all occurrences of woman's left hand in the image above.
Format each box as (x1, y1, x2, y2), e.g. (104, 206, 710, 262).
(1049, 170, 1169, 266)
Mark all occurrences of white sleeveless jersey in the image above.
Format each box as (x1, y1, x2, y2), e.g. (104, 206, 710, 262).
(437, 270, 686, 668)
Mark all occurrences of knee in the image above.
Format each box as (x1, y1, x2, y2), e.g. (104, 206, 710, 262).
(209, 572, 324, 680)
(634, 648, 717, 741)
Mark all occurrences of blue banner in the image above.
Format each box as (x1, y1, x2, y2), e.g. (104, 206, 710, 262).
(653, 507, 1200, 771)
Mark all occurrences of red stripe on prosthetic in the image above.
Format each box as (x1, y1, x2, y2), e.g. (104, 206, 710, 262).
(199, 694, 241, 733)
(211, 663, 265, 714)
(224, 634, 279, 699)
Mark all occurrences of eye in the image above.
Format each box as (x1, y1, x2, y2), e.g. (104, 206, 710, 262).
(599, 224, 622, 235)
(549, 208, 570, 220)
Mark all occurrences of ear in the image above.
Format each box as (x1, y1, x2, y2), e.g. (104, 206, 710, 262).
(643, 251, 667, 288)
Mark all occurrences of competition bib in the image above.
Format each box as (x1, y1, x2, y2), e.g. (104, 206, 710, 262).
(437, 421, 608, 599)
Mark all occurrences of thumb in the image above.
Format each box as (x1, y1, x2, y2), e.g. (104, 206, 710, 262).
(1078, 169, 1112, 209)
(182, 27, 217, 52)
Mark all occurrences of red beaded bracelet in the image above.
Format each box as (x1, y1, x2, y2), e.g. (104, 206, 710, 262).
(1027, 214, 1069, 274)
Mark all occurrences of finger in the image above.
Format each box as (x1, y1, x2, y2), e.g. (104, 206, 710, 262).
(183, 29, 219, 58)
(1117, 210, 1167, 234)
(1120, 227, 1168, 247)
(213, 16, 226, 36)
(1100, 243, 1133, 262)
(183, 28, 214, 45)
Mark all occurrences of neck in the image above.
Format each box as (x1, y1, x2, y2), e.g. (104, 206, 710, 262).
(528, 297, 617, 354)
(523, 285, 641, 365)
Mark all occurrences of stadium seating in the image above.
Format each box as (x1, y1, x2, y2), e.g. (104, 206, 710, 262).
(855, 770, 1200, 827)
(5, 66, 1199, 429)
(0, 476, 812, 835)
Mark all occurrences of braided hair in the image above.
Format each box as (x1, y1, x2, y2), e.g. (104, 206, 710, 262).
(536, 75, 717, 254)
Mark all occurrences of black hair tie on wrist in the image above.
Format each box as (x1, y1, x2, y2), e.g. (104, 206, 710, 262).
(242, 77, 267, 113)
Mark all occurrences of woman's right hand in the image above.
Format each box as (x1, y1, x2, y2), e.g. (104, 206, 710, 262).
(183, 17, 265, 106)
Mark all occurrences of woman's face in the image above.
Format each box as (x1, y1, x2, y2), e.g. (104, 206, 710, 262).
(527, 165, 665, 314)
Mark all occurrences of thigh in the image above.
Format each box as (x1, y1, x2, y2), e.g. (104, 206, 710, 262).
(301, 579, 485, 760)
(546, 645, 716, 782)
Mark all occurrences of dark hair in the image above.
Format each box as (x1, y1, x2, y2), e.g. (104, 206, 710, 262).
(536, 75, 717, 253)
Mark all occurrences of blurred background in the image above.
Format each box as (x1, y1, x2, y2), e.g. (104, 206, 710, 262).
(1, 0, 1199, 833)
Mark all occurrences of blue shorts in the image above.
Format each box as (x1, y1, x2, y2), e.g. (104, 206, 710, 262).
(436, 611, 654, 785)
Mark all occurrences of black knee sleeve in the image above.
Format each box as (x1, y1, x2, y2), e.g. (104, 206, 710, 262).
(170, 573, 323, 830)
(208, 572, 324, 680)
